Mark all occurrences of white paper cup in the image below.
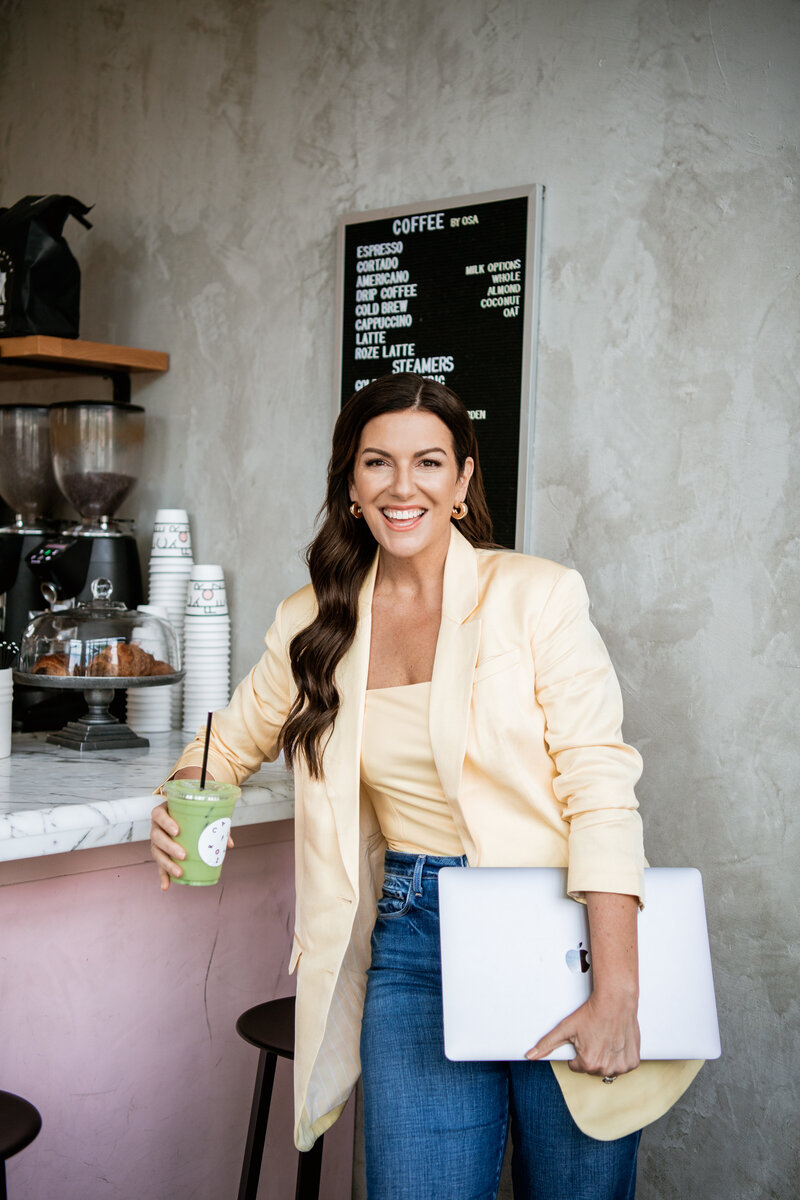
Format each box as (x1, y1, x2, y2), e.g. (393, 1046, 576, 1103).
(0, 669, 12, 758)
(151, 536, 192, 559)
(126, 692, 172, 733)
(189, 563, 224, 580)
(148, 592, 190, 604)
(155, 508, 189, 523)
(137, 604, 169, 619)
(149, 591, 191, 606)
(149, 571, 192, 583)
(148, 592, 189, 604)
(151, 512, 193, 559)
(149, 565, 193, 578)
(185, 581, 228, 616)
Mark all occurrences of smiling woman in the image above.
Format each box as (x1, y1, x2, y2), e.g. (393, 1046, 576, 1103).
(152, 373, 697, 1200)
(278, 375, 495, 774)
(348, 409, 473, 561)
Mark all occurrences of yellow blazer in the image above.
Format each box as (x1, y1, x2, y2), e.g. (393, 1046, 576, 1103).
(170, 526, 702, 1149)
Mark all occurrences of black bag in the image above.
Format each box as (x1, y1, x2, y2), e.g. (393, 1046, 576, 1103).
(0, 195, 93, 338)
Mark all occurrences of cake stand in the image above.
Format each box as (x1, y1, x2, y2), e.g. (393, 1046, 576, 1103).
(13, 670, 185, 751)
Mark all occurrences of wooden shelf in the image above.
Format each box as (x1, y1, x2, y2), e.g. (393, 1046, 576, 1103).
(0, 335, 169, 379)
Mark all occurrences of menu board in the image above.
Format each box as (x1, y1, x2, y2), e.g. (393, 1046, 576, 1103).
(335, 186, 544, 549)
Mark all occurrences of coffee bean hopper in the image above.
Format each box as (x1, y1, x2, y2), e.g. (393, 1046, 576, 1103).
(25, 400, 145, 612)
(0, 405, 60, 647)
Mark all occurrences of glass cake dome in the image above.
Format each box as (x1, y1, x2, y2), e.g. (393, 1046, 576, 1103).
(18, 578, 181, 679)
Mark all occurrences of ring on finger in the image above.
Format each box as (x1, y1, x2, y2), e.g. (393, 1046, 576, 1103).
(602, 1075, 617, 1084)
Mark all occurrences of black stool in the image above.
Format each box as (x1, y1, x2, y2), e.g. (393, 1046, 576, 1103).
(236, 996, 324, 1200)
(0, 1091, 41, 1200)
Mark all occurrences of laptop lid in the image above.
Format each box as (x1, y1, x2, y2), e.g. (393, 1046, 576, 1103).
(438, 866, 721, 1062)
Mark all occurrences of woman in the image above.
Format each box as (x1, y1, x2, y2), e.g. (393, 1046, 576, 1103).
(151, 374, 701, 1199)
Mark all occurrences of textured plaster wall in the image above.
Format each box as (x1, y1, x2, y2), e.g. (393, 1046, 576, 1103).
(1, 1, 797, 1197)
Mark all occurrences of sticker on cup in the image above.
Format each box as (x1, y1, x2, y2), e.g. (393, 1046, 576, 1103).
(198, 817, 232, 867)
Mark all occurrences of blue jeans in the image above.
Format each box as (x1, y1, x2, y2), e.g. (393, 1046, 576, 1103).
(360, 851, 641, 1200)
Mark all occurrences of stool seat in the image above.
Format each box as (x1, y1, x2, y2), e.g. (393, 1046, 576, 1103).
(236, 995, 323, 1200)
(0, 1090, 42, 1200)
(0, 1092, 41, 1161)
(236, 995, 295, 1058)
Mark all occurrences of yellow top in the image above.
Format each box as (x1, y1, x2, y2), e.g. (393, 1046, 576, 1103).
(361, 682, 465, 857)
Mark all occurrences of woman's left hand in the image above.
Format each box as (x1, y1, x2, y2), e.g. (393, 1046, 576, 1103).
(524, 989, 641, 1078)
(525, 889, 641, 1078)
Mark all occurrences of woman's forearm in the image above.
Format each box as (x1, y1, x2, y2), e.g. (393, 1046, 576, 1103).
(585, 891, 639, 1003)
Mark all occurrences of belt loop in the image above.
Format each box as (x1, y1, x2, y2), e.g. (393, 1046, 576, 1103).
(412, 854, 426, 895)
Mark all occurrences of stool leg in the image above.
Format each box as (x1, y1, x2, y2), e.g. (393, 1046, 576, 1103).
(238, 1048, 277, 1200)
(295, 1133, 324, 1200)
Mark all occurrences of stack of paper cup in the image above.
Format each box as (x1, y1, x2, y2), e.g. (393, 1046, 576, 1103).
(0, 668, 12, 758)
(182, 564, 231, 733)
(147, 509, 194, 730)
(126, 605, 173, 734)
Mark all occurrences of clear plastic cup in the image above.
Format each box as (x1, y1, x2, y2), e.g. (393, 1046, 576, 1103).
(164, 779, 240, 886)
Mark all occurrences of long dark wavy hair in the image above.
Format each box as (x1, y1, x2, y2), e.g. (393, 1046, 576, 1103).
(279, 373, 494, 779)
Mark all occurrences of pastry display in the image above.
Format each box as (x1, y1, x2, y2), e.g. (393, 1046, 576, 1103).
(32, 643, 176, 678)
(19, 578, 181, 684)
(16, 579, 183, 751)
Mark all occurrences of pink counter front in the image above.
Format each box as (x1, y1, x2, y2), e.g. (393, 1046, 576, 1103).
(0, 735, 354, 1200)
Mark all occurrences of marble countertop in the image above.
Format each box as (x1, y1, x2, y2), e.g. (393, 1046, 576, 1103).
(0, 733, 294, 863)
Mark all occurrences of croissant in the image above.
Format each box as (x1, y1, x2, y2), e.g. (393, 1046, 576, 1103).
(148, 658, 175, 676)
(32, 653, 70, 676)
(85, 643, 176, 677)
(86, 642, 154, 677)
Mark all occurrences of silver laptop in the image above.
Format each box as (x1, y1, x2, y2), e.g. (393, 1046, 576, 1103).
(438, 867, 721, 1061)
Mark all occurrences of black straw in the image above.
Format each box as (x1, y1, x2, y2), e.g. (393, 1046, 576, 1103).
(200, 712, 213, 790)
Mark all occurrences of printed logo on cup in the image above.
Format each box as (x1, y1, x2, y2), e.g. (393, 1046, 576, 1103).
(186, 579, 228, 615)
(198, 818, 232, 867)
(152, 521, 192, 557)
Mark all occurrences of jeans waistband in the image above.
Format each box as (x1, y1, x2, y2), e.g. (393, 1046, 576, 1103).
(384, 849, 469, 879)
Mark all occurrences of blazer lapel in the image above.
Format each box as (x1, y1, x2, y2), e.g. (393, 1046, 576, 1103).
(429, 527, 482, 801)
(321, 553, 378, 894)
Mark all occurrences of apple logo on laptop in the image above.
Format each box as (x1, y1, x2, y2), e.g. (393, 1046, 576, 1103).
(565, 941, 591, 974)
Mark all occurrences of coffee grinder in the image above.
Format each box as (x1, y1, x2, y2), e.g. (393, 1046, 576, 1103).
(26, 400, 145, 610)
(0, 405, 60, 646)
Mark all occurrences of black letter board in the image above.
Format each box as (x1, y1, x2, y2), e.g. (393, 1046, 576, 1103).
(334, 185, 544, 549)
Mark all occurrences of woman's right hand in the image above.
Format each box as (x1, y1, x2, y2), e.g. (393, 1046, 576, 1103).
(150, 800, 186, 891)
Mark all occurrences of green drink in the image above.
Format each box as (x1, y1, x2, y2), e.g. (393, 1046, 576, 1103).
(164, 780, 241, 886)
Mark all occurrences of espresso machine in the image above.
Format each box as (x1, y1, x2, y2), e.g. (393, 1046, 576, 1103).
(26, 400, 145, 610)
(0, 405, 60, 646)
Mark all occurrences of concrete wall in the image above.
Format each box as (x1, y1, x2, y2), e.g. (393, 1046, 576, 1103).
(1, 1, 797, 1196)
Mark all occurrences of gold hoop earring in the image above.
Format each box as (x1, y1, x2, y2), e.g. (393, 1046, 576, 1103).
(452, 502, 468, 520)
(349, 502, 363, 519)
